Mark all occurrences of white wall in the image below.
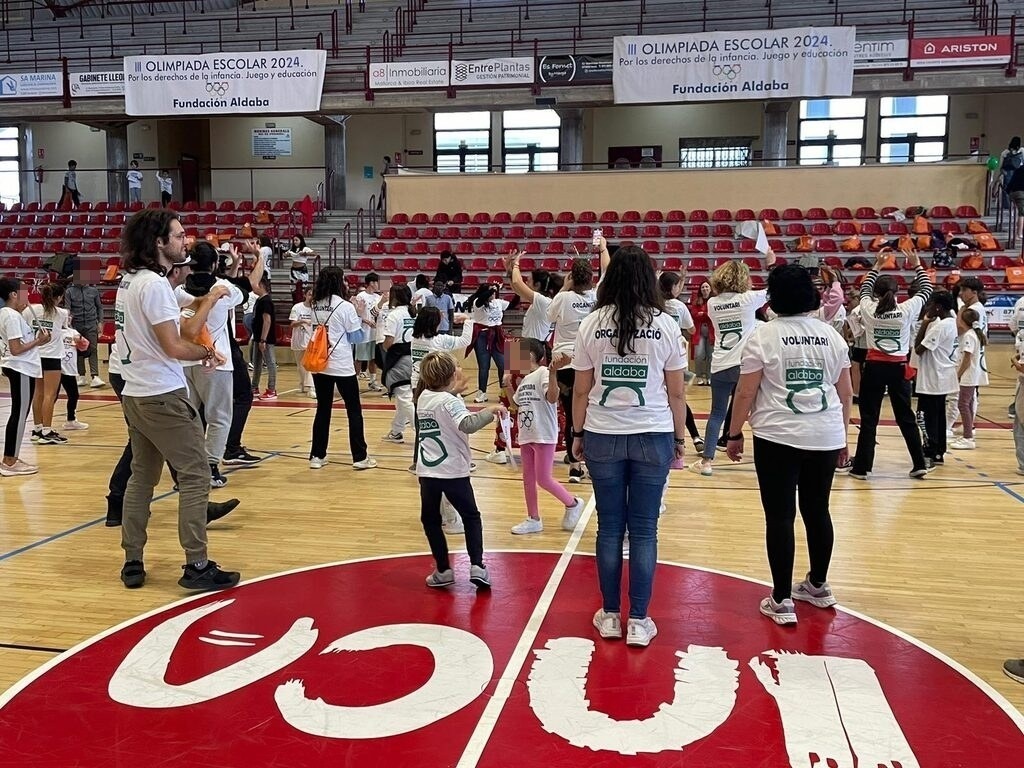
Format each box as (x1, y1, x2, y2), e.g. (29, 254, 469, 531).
(344, 113, 431, 208)
(30, 122, 106, 204)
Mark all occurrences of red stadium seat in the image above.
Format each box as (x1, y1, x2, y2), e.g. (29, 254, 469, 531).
(401, 258, 421, 271)
(816, 238, 838, 252)
(687, 258, 709, 271)
(782, 208, 803, 221)
(641, 225, 662, 238)
(810, 223, 832, 237)
(440, 227, 459, 240)
(735, 209, 755, 221)
(880, 206, 899, 217)
(455, 242, 474, 256)
(379, 227, 397, 240)
(769, 240, 787, 253)
(713, 240, 735, 254)
(643, 210, 664, 222)
(830, 207, 853, 220)
(523, 241, 541, 254)
(218, 200, 235, 212)
(572, 225, 593, 239)
(399, 227, 418, 240)
(689, 224, 709, 238)
(490, 258, 507, 272)
(551, 225, 571, 239)
(940, 221, 962, 235)
(528, 226, 548, 239)
(665, 240, 685, 254)
(476, 242, 497, 255)
(577, 211, 597, 223)
(598, 210, 618, 223)
(386, 242, 408, 256)
(539, 258, 560, 271)
(665, 224, 685, 238)
(468, 257, 488, 272)
(855, 207, 877, 219)
(390, 213, 409, 225)
(411, 242, 430, 255)
(642, 240, 661, 254)
(688, 209, 709, 222)
(409, 213, 428, 225)
(430, 242, 452, 255)
(420, 226, 440, 240)
(493, 211, 512, 224)
(738, 240, 757, 254)
(712, 224, 733, 238)
(535, 211, 554, 224)
(430, 212, 450, 225)
(555, 211, 575, 223)
(714, 256, 732, 268)
(618, 225, 638, 238)
(823, 256, 844, 269)
(688, 240, 710, 254)
(543, 241, 565, 255)
(751, 275, 766, 289)
(834, 222, 857, 236)
(484, 226, 504, 239)
(665, 209, 685, 222)
(451, 212, 470, 225)
(887, 222, 908, 235)
(506, 225, 525, 239)
(501, 242, 520, 255)
(712, 209, 732, 221)
(472, 212, 491, 224)
(929, 206, 953, 219)
(621, 210, 641, 222)
(955, 205, 979, 218)
(272, 201, 290, 212)
(861, 221, 883, 235)
(390, 274, 408, 285)
(513, 211, 533, 224)
(742, 257, 762, 270)
(759, 208, 780, 221)
(785, 223, 807, 237)
(464, 226, 483, 239)
(806, 207, 828, 220)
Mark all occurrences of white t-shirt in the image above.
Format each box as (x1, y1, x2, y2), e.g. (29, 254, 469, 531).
(415, 388, 475, 478)
(383, 305, 415, 344)
(915, 317, 959, 396)
(412, 287, 433, 309)
(514, 366, 559, 444)
(572, 306, 686, 434)
(0, 306, 42, 377)
(310, 295, 362, 377)
(741, 315, 851, 451)
(23, 305, 68, 359)
(374, 304, 391, 344)
(471, 298, 509, 328)
(157, 174, 172, 194)
(355, 289, 381, 335)
(708, 290, 768, 373)
(289, 302, 313, 350)
(663, 298, 695, 333)
(116, 270, 188, 397)
(846, 305, 867, 349)
(60, 328, 81, 376)
(957, 330, 989, 387)
(859, 293, 927, 357)
(1013, 296, 1024, 333)
(521, 294, 553, 342)
(411, 321, 475, 388)
(126, 169, 143, 189)
(108, 340, 122, 376)
(548, 289, 597, 355)
(175, 279, 242, 372)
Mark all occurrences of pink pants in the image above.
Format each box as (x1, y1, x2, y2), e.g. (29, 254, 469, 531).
(520, 442, 575, 520)
(958, 386, 977, 439)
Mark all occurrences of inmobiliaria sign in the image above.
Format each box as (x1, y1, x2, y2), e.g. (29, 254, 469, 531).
(910, 36, 1012, 67)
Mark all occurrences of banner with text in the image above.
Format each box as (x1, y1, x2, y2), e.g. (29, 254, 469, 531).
(451, 57, 533, 85)
(370, 61, 449, 89)
(613, 27, 855, 104)
(0, 72, 61, 99)
(854, 38, 909, 70)
(70, 72, 125, 97)
(910, 36, 1011, 67)
(537, 54, 612, 84)
(124, 50, 326, 116)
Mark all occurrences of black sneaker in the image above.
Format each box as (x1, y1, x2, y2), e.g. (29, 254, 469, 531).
(39, 431, 68, 445)
(178, 561, 241, 591)
(223, 448, 262, 465)
(207, 498, 240, 523)
(716, 436, 728, 450)
(931, 455, 945, 465)
(569, 466, 586, 484)
(121, 560, 146, 588)
(210, 463, 229, 488)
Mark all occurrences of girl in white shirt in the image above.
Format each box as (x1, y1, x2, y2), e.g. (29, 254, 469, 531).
(951, 307, 988, 450)
(0, 277, 48, 476)
(468, 283, 509, 403)
(913, 292, 958, 465)
(508, 338, 584, 535)
(659, 270, 703, 453)
(25, 282, 71, 445)
(308, 266, 376, 470)
(381, 284, 417, 444)
(56, 326, 88, 431)
(288, 288, 314, 396)
(725, 265, 853, 626)
(283, 235, 312, 285)
(415, 350, 504, 589)
(850, 249, 933, 479)
(412, 274, 434, 310)
(694, 250, 776, 476)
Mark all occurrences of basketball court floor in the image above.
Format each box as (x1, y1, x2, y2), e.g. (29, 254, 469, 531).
(1, 348, 1022, 766)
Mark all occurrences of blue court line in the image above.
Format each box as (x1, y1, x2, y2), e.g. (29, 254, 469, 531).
(0, 452, 281, 565)
(996, 482, 1024, 505)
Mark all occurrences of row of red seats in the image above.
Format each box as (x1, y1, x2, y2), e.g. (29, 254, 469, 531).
(0, 211, 287, 230)
(389, 205, 981, 226)
(0, 240, 121, 255)
(369, 239, 790, 257)
(6, 199, 297, 215)
(0, 226, 123, 240)
(377, 220, 973, 242)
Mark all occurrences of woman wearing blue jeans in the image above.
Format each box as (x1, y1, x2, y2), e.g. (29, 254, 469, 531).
(468, 284, 509, 403)
(692, 249, 776, 477)
(571, 245, 688, 648)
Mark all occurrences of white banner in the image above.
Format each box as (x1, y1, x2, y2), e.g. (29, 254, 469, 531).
(69, 71, 125, 97)
(854, 37, 908, 70)
(123, 50, 326, 116)
(613, 27, 855, 104)
(451, 57, 533, 85)
(0, 72, 61, 99)
(370, 61, 449, 89)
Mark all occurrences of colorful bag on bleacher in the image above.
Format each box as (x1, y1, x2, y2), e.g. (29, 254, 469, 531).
(912, 215, 931, 235)
(762, 220, 779, 236)
(840, 236, 863, 252)
(916, 235, 932, 250)
(795, 235, 814, 252)
(974, 234, 998, 251)
(879, 252, 897, 269)
(967, 220, 988, 234)
(869, 235, 888, 251)
(897, 235, 915, 252)
(961, 252, 985, 269)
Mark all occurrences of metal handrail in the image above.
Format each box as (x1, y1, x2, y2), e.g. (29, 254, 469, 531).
(328, 235, 337, 267)
(342, 222, 352, 268)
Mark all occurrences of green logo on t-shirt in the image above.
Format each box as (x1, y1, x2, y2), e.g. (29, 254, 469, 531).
(873, 326, 901, 354)
(417, 415, 448, 467)
(717, 319, 743, 351)
(783, 358, 827, 414)
(599, 354, 649, 406)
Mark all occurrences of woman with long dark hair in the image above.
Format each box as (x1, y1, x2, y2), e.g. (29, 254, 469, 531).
(572, 245, 688, 648)
(381, 283, 418, 444)
(0, 277, 46, 476)
(468, 282, 509, 403)
(850, 248, 933, 479)
(725, 265, 853, 625)
(308, 266, 376, 471)
(25, 282, 70, 444)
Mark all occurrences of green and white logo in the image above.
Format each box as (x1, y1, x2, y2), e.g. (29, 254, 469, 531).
(417, 415, 448, 467)
(784, 357, 828, 414)
(873, 326, 901, 354)
(717, 318, 744, 351)
(599, 354, 650, 406)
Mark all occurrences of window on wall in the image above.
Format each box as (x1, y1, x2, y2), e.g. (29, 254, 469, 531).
(678, 137, 753, 168)
(879, 95, 949, 163)
(798, 98, 866, 166)
(434, 111, 491, 173)
(0, 127, 19, 205)
(502, 109, 560, 173)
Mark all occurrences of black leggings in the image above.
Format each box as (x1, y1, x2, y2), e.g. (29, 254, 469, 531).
(557, 368, 578, 463)
(917, 393, 947, 460)
(56, 374, 79, 421)
(753, 436, 839, 603)
(225, 336, 253, 454)
(852, 360, 926, 474)
(311, 373, 367, 462)
(3, 368, 34, 459)
(419, 476, 484, 570)
(685, 405, 700, 440)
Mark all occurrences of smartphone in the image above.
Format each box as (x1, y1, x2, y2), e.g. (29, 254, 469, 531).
(592, 228, 603, 247)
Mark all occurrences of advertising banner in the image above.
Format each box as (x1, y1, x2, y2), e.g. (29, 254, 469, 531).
(613, 27, 855, 104)
(123, 50, 326, 116)
(0, 72, 61, 99)
(910, 36, 1012, 67)
(69, 71, 125, 97)
(451, 57, 533, 85)
(854, 37, 909, 70)
(536, 54, 612, 84)
(369, 61, 449, 89)
(984, 293, 1021, 332)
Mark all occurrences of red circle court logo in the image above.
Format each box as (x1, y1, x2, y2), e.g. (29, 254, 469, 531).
(1, 553, 1022, 766)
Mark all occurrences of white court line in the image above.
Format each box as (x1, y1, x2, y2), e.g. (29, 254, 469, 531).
(454, 493, 596, 768)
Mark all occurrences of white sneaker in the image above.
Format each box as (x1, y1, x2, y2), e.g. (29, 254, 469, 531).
(0, 460, 38, 477)
(368, 381, 383, 392)
(561, 497, 584, 531)
(62, 420, 89, 431)
(760, 596, 797, 625)
(592, 609, 622, 639)
(442, 520, 465, 535)
(791, 574, 837, 608)
(76, 376, 86, 386)
(473, 392, 488, 403)
(511, 517, 543, 534)
(950, 437, 976, 450)
(89, 376, 105, 388)
(625, 617, 658, 647)
(485, 449, 508, 465)
(308, 390, 318, 400)
(309, 456, 327, 469)
(425, 568, 455, 588)
(945, 429, 955, 439)
(381, 432, 405, 444)
(469, 564, 491, 588)
(690, 459, 713, 477)
(353, 457, 378, 470)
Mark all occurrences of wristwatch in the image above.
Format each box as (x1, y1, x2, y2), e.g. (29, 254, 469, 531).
(571, 430, 585, 438)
